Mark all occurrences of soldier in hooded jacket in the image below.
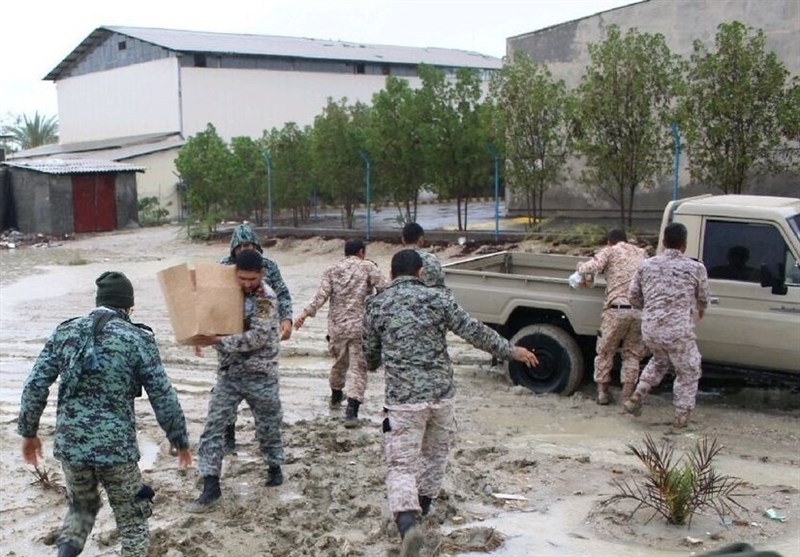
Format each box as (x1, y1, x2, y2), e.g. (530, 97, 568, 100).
(218, 223, 292, 452)
(187, 249, 285, 513)
(18, 271, 192, 557)
(294, 239, 387, 426)
(362, 249, 538, 557)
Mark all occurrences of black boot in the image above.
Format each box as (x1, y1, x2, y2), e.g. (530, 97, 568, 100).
(396, 511, 423, 557)
(266, 465, 283, 487)
(185, 475, 221, 513)
(418, 495, 432, 516)
(344, 398, 361, 429)
(57, 542, 81, 557)
(223, 423, 236, 455)
(330, 388, 344, 408)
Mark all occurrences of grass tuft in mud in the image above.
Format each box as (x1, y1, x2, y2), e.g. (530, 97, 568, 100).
(29, 464, 66, 495)
(603, 434, 748, 526)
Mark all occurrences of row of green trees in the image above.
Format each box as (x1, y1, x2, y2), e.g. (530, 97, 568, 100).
(177, 21, 798, 231)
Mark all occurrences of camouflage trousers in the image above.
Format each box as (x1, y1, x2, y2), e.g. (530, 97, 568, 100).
(329, 337, 368, 402)
(594, 308, 646, 385)
(59, 461, 151, 557)
(638, 336, 703, 415)
(198, 371, 284, 477)
(383, 398, 457, 514)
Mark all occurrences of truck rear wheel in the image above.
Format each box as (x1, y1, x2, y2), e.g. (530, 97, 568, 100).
(507, 324, 584, 395)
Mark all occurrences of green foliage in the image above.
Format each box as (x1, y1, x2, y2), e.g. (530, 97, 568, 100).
(490, 53, 574, 227)
(555, 223, 608, 246)
(262, 123, 315, 227)
(1, 112, 58, 149)
(575, 26, 684, 229)
(680, 21, 798, 194)
(605, 435, 747, 526)
(311, 99, 368, 229)
(229, 136, 267, 224)
(174, 124, 234, 233)
(137, 196, 170, 227)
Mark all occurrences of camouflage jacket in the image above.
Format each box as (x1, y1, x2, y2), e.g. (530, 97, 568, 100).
(304, 256, 388, 340)
(363, 276, 515, 405)
(578, 241, 647, 308)
(17, 307, 189, 466)
(215, 280, 280, 376)
(629, 249, 710, 343)
(417, 249, 446, 288)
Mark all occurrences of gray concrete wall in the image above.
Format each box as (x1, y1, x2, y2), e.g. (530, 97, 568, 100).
(506, 0, 799, 223)
(11, 170, 73, 235)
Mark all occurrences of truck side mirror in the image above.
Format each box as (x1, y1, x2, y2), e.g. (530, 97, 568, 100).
(761, 263, 788, 295)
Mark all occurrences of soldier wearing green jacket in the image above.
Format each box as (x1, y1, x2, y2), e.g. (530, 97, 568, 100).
(18, 271, 192, 557)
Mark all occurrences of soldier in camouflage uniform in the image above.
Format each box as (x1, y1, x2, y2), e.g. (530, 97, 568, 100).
(294, 239, 387, 427)
(187, 249, 285, 513)
(18, 271, 192, 557)
(623, 223, 710, 429)
(577, 229, 648, 405)
(362, 250, 538, 557)
(401, 222, 446, 288)
(219, 223, 293, 453)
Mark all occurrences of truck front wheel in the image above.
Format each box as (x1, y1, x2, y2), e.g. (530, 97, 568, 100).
(507, 324, 584, 395)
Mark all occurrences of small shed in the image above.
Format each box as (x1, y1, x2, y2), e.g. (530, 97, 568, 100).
(2, 158, 145, 235)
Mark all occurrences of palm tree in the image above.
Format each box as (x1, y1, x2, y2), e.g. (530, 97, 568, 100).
(2, 112, 59, 149)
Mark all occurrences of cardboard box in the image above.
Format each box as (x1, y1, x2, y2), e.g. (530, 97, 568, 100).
(157, 262, 244, 345)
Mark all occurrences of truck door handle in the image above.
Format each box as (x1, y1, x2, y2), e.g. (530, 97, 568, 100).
(709, 297, 719, 305)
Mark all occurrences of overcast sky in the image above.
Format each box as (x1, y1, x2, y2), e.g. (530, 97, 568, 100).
(0, 0, 634, 119)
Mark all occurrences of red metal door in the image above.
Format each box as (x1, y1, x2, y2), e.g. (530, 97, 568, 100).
(71, 174, 117, 233)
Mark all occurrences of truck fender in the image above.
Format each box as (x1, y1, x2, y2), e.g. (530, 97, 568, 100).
(508, 324, 584, 395)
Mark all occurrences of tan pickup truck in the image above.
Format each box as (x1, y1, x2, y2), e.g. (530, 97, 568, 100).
(442, 194, 800, 395)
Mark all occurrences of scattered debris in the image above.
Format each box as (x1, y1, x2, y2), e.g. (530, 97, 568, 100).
(763, 508, 787, 522)
(434, 527, 505, 556)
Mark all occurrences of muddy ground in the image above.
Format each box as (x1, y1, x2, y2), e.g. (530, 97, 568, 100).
(0, 225, 798, 557)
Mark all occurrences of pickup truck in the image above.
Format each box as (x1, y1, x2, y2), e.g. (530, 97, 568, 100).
(442, 194, 800, 395)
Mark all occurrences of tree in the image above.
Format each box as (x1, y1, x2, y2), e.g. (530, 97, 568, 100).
(228, 136, 268, 225)
(417, 65, 494, 231)
(680, 21, 799, 194)
(311, 99, 368, 229)
(367, 76, 427, 224)
(263, 123, 315, 227)
(491, 53, 574, 227)
(2, 112, 58, 149)
(575, 26, 684, 228)
(174, 123, 235, 232)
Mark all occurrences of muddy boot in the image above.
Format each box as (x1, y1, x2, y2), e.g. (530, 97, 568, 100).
(330, 388, 344, 408)
(223, 423, 236, 455)
(418, 495, 433, 516)
(622, 392, 644, 417)
(266, 465, 283, 487)
(620, 383, 636, 404)
(344, 398, 361, 429)
(185, 475, 221, 513)
(672, 411, 691, 430)
(596, 383, 611, 405)
(396, 511, 423, 557)
(57, 542, 81, 557)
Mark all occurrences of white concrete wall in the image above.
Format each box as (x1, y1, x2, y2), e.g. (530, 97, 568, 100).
(179, 67, 422, 140)
(126, 149, 183, 220)
(57, 58, 182, 143)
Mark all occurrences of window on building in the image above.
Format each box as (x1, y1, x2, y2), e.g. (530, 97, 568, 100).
(382, 65, 391, 76)
(118, 41, 127, 51)
(194, 53, 207, 68)
(355, 63, 365, 74)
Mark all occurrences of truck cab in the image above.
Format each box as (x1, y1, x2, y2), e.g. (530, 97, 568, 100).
(662, 194, 800, 375)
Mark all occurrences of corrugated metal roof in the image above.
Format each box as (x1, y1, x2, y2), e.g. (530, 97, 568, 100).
(8, 133, 183, 161)
(4, 158, 146, 174)
(46, 25, 502, 80)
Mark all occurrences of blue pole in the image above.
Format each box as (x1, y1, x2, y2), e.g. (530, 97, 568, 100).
(486, 144, 500, 241)
(358, 150, 371, 240)
(261, 150, 273, 232)
(670, 123, 681, 201)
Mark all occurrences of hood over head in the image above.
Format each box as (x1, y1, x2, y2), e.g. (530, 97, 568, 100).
(229, 224, 263, 258)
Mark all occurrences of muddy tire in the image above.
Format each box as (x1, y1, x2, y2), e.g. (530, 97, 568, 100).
(507, 324, 584, 395)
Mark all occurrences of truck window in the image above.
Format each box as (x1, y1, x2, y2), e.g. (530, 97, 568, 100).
(703, 220, 791, 284)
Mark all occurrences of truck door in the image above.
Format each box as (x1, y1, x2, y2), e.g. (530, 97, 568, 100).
(697, 219, 800, 373)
